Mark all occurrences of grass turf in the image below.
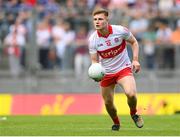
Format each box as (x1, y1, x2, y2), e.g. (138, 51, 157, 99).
(0, 115, 180, 136)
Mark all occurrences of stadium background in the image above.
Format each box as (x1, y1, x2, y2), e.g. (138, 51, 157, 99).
(0, 0, 180, 116)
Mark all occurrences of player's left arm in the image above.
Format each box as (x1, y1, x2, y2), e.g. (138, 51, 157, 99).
(126, 34, 141, 73)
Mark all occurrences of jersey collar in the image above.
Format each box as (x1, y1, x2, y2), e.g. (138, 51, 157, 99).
(97, 25, 113, 38)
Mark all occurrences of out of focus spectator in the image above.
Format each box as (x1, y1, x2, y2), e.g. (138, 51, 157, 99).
(52, 20, 75, 70)
(108, 1, 130, 26)
(109, 0, 128, 10)
(158, 0, 174, 17)
(23, 0, 36, 6)
(3, 18, 27, 77)
(129, 11, 149, 42)
(0, 0, 180, 74)
(156, 21, 174, 69)
(87, 0, 97, 10)
(9, 18, 26, 36)
(171, 19, 180, 45)
(173, 0, 180, 17)
(63, 21, 75, 70)
(61, 0, 77, 29)
(74, 25, 90, 78)
(75, 0, 90, 29)
(36, 0, 60, 21)
(36, 18, 52, 69)
(144, 0, 158, 19)
(96, 0, 111, 8)
(10, 17, 27, 68)
(142, 24, 156, 69)
(46, 0, 60, 14)
(52, 19, 66, 69)
(5, 0, 20, 16)
(0, 11, 7, 41)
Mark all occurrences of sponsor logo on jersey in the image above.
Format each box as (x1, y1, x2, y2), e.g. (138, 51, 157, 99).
(98, 40, 126, 58)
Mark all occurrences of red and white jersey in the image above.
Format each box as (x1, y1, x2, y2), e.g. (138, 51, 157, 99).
(88, 25, 132, 74)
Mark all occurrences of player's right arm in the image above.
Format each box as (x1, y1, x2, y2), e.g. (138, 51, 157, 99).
(90, 53, 98, 64)
(89, 52, 103, 82)
(88, 34, 102, 82)
(88, 33, 99, 64)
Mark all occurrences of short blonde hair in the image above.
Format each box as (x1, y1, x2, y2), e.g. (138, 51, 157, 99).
(92, 6, 109, 17)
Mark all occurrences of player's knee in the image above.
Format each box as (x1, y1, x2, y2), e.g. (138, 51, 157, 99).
(126, 91, 136, 99)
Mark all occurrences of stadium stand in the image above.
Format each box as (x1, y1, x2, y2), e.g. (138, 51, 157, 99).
(0, 0, 180, 93)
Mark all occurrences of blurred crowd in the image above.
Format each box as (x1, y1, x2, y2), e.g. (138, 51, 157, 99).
(0, 0, 180, 77)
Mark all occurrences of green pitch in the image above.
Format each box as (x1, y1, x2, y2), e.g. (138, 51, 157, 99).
(0, 115, 180, 136)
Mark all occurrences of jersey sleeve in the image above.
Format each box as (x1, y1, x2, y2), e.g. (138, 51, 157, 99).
(88, 34, 97, 54)
(117, 25, 132, 40)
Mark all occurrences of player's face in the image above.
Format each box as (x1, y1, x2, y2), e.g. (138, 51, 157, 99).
(93, 13, 108, 30)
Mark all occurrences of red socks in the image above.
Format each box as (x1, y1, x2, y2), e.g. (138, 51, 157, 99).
(113, 116, 120, 125)
(111, 109, 137, 125)
(112, 109, 137, 125)
(130, 108, 137, 116)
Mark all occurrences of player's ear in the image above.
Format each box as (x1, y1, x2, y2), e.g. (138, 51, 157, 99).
(106, 17, 109, 22)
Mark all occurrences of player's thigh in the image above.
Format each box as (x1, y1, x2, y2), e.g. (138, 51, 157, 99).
(101, 84, 115, 103)
(117, 76, 137, 97)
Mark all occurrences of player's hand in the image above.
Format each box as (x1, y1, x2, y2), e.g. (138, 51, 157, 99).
(132, 60, 141, 73)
